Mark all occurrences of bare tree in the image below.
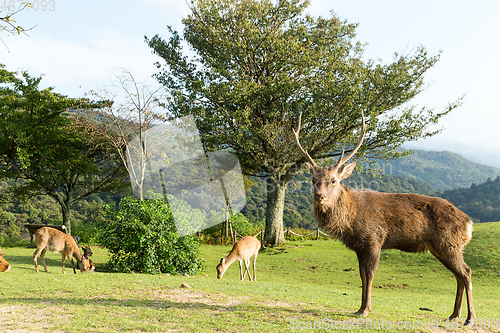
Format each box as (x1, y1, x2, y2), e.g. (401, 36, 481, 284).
(294, 110, 476, 326)
(75, 69, 166, 200)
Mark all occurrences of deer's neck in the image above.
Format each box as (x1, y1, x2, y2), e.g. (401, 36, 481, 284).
(224, 251, 240, 268)
(314, 186, 357, 240)
(72, 249, 83, 263)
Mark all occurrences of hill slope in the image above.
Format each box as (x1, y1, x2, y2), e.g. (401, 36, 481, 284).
(390, 150, 500, 191)
(441, 176, 500, 223)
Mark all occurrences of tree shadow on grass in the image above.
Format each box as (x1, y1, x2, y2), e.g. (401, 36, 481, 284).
(0, 294, 351, 321)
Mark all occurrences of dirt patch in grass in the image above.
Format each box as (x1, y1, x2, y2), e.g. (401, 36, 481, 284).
(0, 305, 68, 333)
(148, 287, 251, 307)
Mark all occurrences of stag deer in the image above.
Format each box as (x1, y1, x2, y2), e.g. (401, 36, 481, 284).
(33, 227, 89, 274)
(0, 248, 11, 272)
(216, 236, 261, 281)
(293, 111, 476, 325)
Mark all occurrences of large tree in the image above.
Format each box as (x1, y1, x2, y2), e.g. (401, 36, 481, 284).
(146, 0, 460, 245)
(0, 65, 127, 235)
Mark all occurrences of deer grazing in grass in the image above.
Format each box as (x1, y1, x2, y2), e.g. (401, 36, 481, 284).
(293, 110, 476, 326)
(216, 236, 261, 281)
(33, 227, 90, 274)
(0, 248, 11, 272)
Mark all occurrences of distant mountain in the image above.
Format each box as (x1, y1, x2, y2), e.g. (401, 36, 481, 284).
(405, 140, 500, 168)
(389, 150, 500, 191)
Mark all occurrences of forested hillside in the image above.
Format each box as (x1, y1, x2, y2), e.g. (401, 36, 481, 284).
(390, 150, 500, 191)
(441, 176, 500, 223)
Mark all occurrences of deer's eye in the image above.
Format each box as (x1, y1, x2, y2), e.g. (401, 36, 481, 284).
(331, 179, 337, 185)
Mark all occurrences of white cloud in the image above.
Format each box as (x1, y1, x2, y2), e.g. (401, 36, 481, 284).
(2, 27, 161, 97)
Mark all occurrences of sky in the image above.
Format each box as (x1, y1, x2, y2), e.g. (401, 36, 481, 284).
(2, 0, 500, 160)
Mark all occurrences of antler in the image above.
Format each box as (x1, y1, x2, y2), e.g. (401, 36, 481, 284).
(292, 112, 318, 168)
(333, 109, 366, 170)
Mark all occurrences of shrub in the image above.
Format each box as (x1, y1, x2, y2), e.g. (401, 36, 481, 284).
(100, 196, 205, 274)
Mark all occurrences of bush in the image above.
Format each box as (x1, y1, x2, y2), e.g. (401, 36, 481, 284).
(72, 223, 102, 244)
(100, 196, 205, 274)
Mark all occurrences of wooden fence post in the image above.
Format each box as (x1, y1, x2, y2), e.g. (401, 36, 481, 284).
(229, 221, 234, 242)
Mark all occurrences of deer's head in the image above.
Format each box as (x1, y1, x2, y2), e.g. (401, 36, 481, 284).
(293, 111, 366, 209)
(216, 258, 227, 279)
(78, 256, 89, 273)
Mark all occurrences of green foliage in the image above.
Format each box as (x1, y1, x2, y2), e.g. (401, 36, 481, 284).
(0, 65, 128, 234)
(100, 196, 205, 275)
(441, 176, 500, 223)
(146, 0, 459, 245)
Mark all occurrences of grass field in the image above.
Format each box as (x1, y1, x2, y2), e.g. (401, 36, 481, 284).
(1, 222, 499, 332)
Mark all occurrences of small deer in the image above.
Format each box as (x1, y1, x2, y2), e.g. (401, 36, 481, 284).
(82, 246, 96, 272)
(0, 248, 11, 272)
(293, 110, 476, 325)
(216, 236, 261, 281)
(33, 227, 89, 274)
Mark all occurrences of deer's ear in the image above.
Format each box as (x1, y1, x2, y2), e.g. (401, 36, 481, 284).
(339, 161, 356, 180)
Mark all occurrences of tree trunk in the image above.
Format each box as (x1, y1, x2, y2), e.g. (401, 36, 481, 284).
(51, 193, 73, 235)
(61, 203, 71, 235)
(264, 174, 286, 246)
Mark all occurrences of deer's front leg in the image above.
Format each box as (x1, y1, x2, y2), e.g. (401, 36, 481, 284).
(355, 248, 381, 316)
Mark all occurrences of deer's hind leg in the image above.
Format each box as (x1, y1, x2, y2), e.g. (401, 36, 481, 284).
(33, 247, 47, 273)
(429, 246, 476, 326)
(243, 258, 252, 281)
(252, 253, 258, 281)
(39, 248, 49, 273)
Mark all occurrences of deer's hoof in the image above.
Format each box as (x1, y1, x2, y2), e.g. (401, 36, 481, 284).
(354, 310, 369, 317)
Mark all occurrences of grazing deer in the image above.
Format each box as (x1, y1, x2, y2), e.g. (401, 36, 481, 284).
(33, 227, 89, 274)
(293, 111, 476, 325)
(0, 248, 11, 272)
(216, 236, 261, 281)
(82, 246, 96, 272)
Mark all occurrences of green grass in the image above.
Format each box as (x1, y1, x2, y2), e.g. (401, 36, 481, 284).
(1, 222, 500, 332)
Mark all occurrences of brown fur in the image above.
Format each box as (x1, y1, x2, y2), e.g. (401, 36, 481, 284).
(33, 227, 89, 274)
(216, 236, 261, 281)
(0, 248, 11, 272)
(310, 166, 475, 325)
(294, 110, 475, 325)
